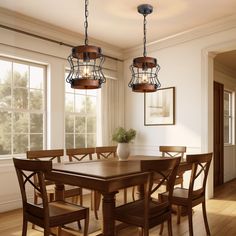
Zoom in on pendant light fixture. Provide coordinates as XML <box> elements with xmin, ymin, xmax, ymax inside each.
<box><xmin>66</xmin><ymin>0</ymin><xmax>106</xmax><ymax>89</ymax></box>
<box><xmin>129</xmin><ymin>4</ymin><xmax>161</xmax><ymax>92</ymax></box>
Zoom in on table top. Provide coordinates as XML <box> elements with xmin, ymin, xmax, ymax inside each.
<box><xmin>52</xmin><ymin>156</ymin><xmax>190</xmax><ymax>180</ymax></box>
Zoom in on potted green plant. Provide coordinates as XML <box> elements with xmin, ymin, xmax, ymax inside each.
<box><xmin>112</xmin><ymin>127</ymin><xmax>136</xmax><ymax>161</ymax></box>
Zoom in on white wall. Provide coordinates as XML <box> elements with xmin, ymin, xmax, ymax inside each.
<box><xmin>214</xmin><ymin>64</ymin><xmax>236</xmax><ymax>182</ymax></box>
<box><xmin>124</xmin><ymin>22</ymin><xmax>236</xmax><ymax>198</ymax></box>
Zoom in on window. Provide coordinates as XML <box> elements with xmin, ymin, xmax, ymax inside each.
<box><xmin>0</xmin><ymin>57</ymin><xmax>46</xmax><ymax>156</ymax></box>
<box><xmin>224</xmin><ymin>90</ymin><xmax>233</xmax><ymax>145</ymax></box>
<box><xmin>65</xmin><ymin>72</ymin><xmax>98</xmax><ymax>148</ymax></box>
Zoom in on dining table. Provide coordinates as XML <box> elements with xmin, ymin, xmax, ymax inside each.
<box><xmin>45</xmin><ymin>156</ymin><xmax>191</xmax><ymax>236</ymax></box>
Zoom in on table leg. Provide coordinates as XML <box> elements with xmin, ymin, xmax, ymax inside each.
<box><xmin>55</xmin><ymin>183</ymin><xmax>65</xmax><ymax>201</ymax></box>
<box><xmin>100</xmin><ymin>192</ymin><xmax>117</xmax><ymax>236</ymax></box>
<box><xmin>136</xmin><ymin>184</ymin><xmax>144</xmax><ymax>199</ymax></box>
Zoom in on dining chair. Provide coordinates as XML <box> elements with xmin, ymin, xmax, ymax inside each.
<box><xmin>66</xmin><ymin>147</ymin><xmax>95</xmax><ymax>162</ymax></box>
<box><xmin>26</xmin><ymin>149</ymin><xmax>83</xmax><ymax>228</ymax></box>
<box><xmin>96</xmin><ymin>146</ymin><xmax>117</xmax><ymax>159</ymax></box>
<box><xmin>160</xmin><ymin>153</ymin><xmax>213</xmax><ymax>236</ymax></box>
<box><xmin>114</xmin><ymin>157</ymin><xmax>180</xmax><ymax>236</ymax></box>
<box><xmin>132</xmin><ymin>146</ymin><xmax>187</xmax><ymax>201</ymax></box>
<box><xmin>160</xmin><ymin>146</ymin><xmax>187</xmax><ymax>187</ymax></box>
<box><xmin>94</xmin><ymin>146</ymin><xmax>128</xmax><ymax>219</ymax></box>
<box><xmin>13</xmin><ymin>158</ymin><xmax>89</xmax><ymax>236</ymax></box>
<box><xmin>160</xmin><ymin>146</ymin><xmax>186</xmax><ymax>161</ymax></box>
<box><xmin>66</xmin><ymin>147</ymin><xmax>98</xmax><ymax>218</ymax></box>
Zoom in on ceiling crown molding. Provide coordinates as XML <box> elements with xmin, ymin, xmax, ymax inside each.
<box><xmin>0</xmin><ymin>7</ymin><xmax>123</xmax><ymax>60</ymax></box>
<box><xmin>123</xmin><ymin>14</ymin><xmax>236</xmax><ymax>59</ymax></box>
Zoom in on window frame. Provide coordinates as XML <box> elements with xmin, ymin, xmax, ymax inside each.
<box><xmin>224</xmin><ymin>89</ymin><xmax>234</xmax><ymax>146</ymax></box>
<box><xmin>0</xmin><ymin>56</ymin><xmax>47</xmax><ymax>157</ymax></box>
<box><xmin>64</xmin><ymin>70</ymin><xmax>98</xmax><ymax>148</ymax></box>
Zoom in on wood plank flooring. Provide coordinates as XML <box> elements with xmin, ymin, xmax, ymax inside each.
<box><xmin>0</xmin><ymin>179</ymin><xmax>236</xmax><ymax>236</ymax></box>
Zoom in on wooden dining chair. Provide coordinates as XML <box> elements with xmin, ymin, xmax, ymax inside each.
<box><xmin>26</xmin><ymin>149</ymin><xmax>83</xmax><ymax>228</ymax></box>
<box><xmin>132</xmin><ymin>146</ymin><xmax>187</xmax><ymax>201</ymax></box>
<box><xmin>160</xmin><ymin>153</ymin><xmax>213</xmax><ymax>236</ymax></box>
<box><xmin>13</xmin><ymin>158</ymin><xmax>89</xmax><ymax>236</ymax></box>
<box><xmin>66</xmin><ymin>147</ymin><xmax>95</xmax><ymax>162</ymax></box>
<box><xmin>96</xmin><ymin>146</ymin><xmax>117</xmax><ymax>159</ymax></box>
<box><xmin>115</xmin><ymin>157</ymin><xmax>181</xmax><ymax>236</ymax></box>
<box><xmin>66</xmin><ymin>147</ymin><xmax>98</xmax><ymax>219</ymax></box>
<box><xmin>160</xmin><ymin>146</ymin><xmax>186</xmax><ymax>161</ymax></box>
<box><xmin>27</xmin><ymin>149</ymin><xmax>83</xmax><ymax>205</ymax></box>
<box><xmin>160</xmin><ymin>146</ymin><xmax>187</xmax><ymax>187</ymax></box>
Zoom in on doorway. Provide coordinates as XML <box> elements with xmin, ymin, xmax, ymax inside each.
<box><xmin>213</xmin><ymin>81</ymin><xmax>224</xmax><ymax>187</ymax></box>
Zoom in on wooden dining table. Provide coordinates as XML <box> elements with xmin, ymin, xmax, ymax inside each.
<box><xmin>45</xmin><ymin>156</ymin><xmax>191</xmax><ymax>236</ymax></box>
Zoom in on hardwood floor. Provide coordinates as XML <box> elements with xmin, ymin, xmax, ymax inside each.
<box><xmin>0</xmin><ymin>179</ymin><xmax>236</xmax><ymax>236</ymax></box>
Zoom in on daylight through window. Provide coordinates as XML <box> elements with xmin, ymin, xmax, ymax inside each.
<box><xmin>0</xmin><ymin>57</ymin><xmax>46</xmax><ymax>156</ymax></box>
<box><xmin>224</xmin><ymin>90</ymin><xmax>233</xmax><ymax>145</ymax></box>
<box><xmin>65</xmin><ymin>72</ymin><xmax>97</xmax><ymax>148</ymax></box>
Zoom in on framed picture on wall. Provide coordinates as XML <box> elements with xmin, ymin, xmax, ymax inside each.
<box><xmin>144</xmin><ymin>87</ymin><xmax>175</xmax><ymax>125</ymax></box>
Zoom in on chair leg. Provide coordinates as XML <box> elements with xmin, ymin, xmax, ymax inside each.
<box><xmin>202</xmin><ymin>201</ymin><xmax>211</xmax><ymax>235</ymax></box>
<box><xmin>132</xmin><ymin>186</ymin><xmax>136</xmax><ymax>201</ymax></box>
<box><xmin>159</xmin><ymin>223</ymin><xmax>164</xmax><ymax>235</ymax></box>
<box><xmin>143</xmin><ymin>227</ymin><xmax>149</xmax><ymax>236</ymax></box>
<box><xmin>49</xmin><ymin>192</ymin><xmax>54</xmax><ymax>202</ymax></box>
<box><xmin>22</xmin><ymin>216</ymin><xmax>27</xmax><ymax>236</ymax></box>
<box><xmin>32</xmin><ymin>194</ymin><xmax>38</xmax><ymax>229</ymax></box>
<box><xmin>187</xmin><ymin>207</ymin><xmax>194</xmax><ymax>236</ymax></box>
<box><xmin>77</xmin><ymin>220</ymin><xmax>82</xmax><ymax>230</ymax></box>
<box><xmin>167</xmin><ymin>218</ymin><xmax>173</xmax><ymax>236</ymax></box>
<box><xmin>57</xmin><ymin>226</ymin><xmax>62</xmax><ymax>236</ymax></box>
<box><xmin>138</xmin><ymin>227</ymin><xmax>144</xmax><ymax>236</ymax></box>
<box><xmin>94</xmin><ymin>191</ymin><xmax>101</xmax><ymax>220</ymax></box>
<box><xmin>80</xmin><ymin>188</ymin><xmax>83</xmax><ymax>205</ymax></box>
<box><xmin>123</xmin><ymin>188</ymin><xmax>127</xmax><ymax>204</ymax></box>
<box><xmin>177</xmin><ymin>205</ymin><xmax>182</xmax><ymax>224</ymax></box>
<box><xmin>84</xmin><ymin>208</ymin><xmax>89</xmax><ymax>236</ymax></box>
<box><xmin>43</xmin><ymin>229</ymin><xmax>50</xmax><ymax>236</ymax></box>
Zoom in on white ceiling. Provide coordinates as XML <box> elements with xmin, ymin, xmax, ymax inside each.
<box><xmin>1</xmin><ymin>0</ymin><xmax>236</xmax><ymax>49</ymax></box>
<box><xmin>215</xmin><ymin>50</ymin><xmax>236</xmax><ymax>72</ymax></box>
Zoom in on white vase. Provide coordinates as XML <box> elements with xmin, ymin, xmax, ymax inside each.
<box><xmin>117</xmin><ymin>143</ymin><xmax>130</xmax><ymax>161</ymax></box>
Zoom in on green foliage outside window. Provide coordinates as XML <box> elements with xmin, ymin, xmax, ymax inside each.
<box><xmin>0</xmin><ymin>58</ymin><xmax>45</xmax><ymax>155</ymax></box>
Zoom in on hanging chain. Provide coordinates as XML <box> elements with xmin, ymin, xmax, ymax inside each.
<box><xmin>143</xmin><ymin>14</ymin><xmax>147</xmax><ymax>57</ymax></box>
<box><xmin>84</xmin><ymin>0</ymin><xmax>89</xmax><ymax>45</ymax></box>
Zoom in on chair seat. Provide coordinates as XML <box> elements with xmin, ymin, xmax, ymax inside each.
<box><xmin>115</xmin><ymin>199</ymin><xmax>171</xmax><ymax>227</ymax></box>
<box><xmin>29</xmin><ymin>201</ymin><xmax>88</xmax><ymax>227</ymax></box>
<box><xmin>49</xmin><ymin>201</ymin><xmax>87</xmax><ymax>226</ymax></box>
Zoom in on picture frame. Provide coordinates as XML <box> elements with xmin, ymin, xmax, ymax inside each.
<box><xmin>144</xmin><ymin>87</ymin><xmax>175</xmax><ymax>125</ymax></box>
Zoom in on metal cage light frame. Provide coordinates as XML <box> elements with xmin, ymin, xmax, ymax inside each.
<box><xmin>129</xmin><ymin>4</ymin><xmax>161</xmax><ymax>93</ymax></box>
<box><xmin>66</xmin><ymin>0</ymin><xmax>106</xmax><ymax>89</ymax></box>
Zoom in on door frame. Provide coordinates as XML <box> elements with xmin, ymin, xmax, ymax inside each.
<box><xmin>201</xmin><ymin>40</ymin><xmax>236</xmax><ymax>198</ymax></box>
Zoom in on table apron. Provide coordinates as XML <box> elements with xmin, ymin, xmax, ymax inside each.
<box><xmin>46</xmin><ymin>171</ymin><xmax>149</xmax><ymax>193</ymax></box>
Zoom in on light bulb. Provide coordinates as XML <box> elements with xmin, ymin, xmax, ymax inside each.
<box><xmin>141</xmin><ymin>73</ymin><xmax>148</xmax><ymax>83</ymax></box>
<box><xmin>82</xmin><ymin>64</ymin><xmax>91</xmax><ymax>79</ymax></box>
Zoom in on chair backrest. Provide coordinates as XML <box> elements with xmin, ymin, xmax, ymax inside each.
<box><xmin>26</xmin><ymin>149</ymin><xmax>63</xmax><ymax>187</ymax></box>
<box><xmin>186</xmin><ymin>153</ymin><xmax>212</xmax><ymax>198</ymax></box>
<box><xmin>140</xmin><ymin>157</ymin><xmax>181</xmax><ymax>226</ymax></box>
<box><xmin>95</xmin><ymin>146</ymin><xmax>117</xmax><ymax>159</ymax></box>
<box><xmin>66</xmin><ymin>147</ymin><xmax>96</xmax><ymax>162</ymax></box>
<box><xmin>26</xmin><ymin>149</ymin><xmax>64</xmax><ymax>163</ymax></box>
<box><xmin>141</xmin><ymin>157</ymin><xmax>181</xmax><ymax>201</ymax></box>
<box><xmin>159</xmin><ymin>146</ymin><xmax>186</xmax><ymax>161</ymax></box>
<box><xmin>13</xmin><ymin>158</ymin><xmax>51</xmax><ymax>220</ymax></box>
